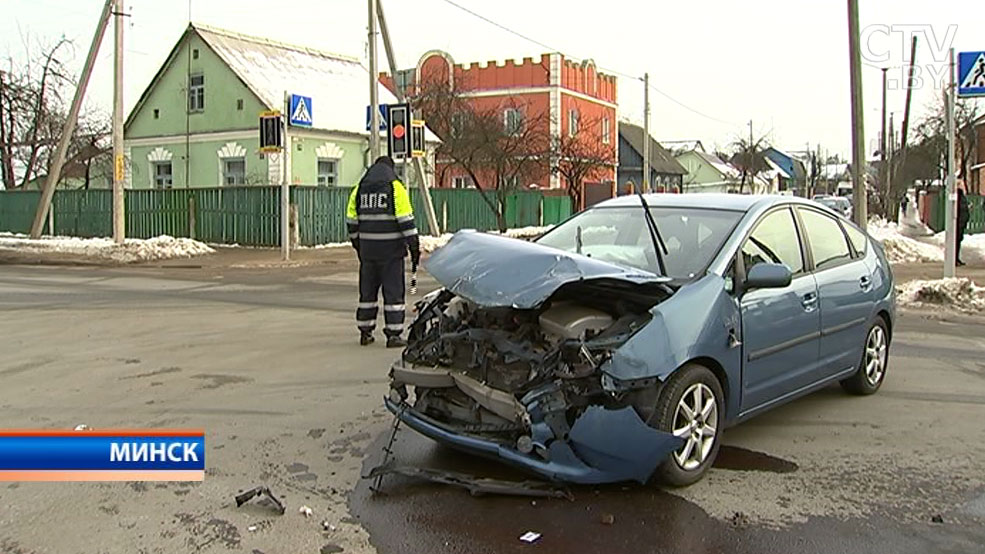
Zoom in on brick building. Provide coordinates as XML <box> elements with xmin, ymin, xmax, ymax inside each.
<box><xmin>381</xmin><ymin>50</ymin><xmax>617</xmax><ymax>199</ymax></box>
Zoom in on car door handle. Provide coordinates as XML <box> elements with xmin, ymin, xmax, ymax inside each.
<box><xmin>859</xmin><ymin>276</ymin><xmax>872</xmax><ymax>290</ymax></box>
<box><xmin>801</xmin><ymin>292</ymin><xmax>818</xmax><ymax>311</ymax></box>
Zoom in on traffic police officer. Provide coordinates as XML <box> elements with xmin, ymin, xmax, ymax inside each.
<box><xmin>346</xmin><ymin>156</ymin><xmax>420</xmax><ymax>347</ymax></box>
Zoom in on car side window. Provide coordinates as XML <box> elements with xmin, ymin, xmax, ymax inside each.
<box><xmin>741</xmin><ymin>208</ymin><xmax>805</xmax><ymax>274</ymax></box>
<box><xmin>799</xmin><ymin>208</ymin><xmax>852</xmax><ymax>270</ymax></box>
<box><xmin>844</xmin><ymin>223</ymin><xmax>868</xmax><ymax>256</ymax></box>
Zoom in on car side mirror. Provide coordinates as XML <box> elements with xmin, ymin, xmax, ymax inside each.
<box><xmin>745</xmin><ymin>263</ymin><xmax>792</xmax><ymax>289</ymax></box>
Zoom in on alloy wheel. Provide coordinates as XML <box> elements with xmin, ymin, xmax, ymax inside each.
<box><xmin>671</xmin><ymin>383</ymin><xmax>718</xmax><ymax>471</ymax></box>
<box><xmin>865</xmin><ymin>325</ymin><xmax>888</xmax><ymax>386</ymax></box>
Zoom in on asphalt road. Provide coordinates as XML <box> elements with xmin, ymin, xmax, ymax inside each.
<box><xmin>1</xmin><ymin>263</ymin><xmax>984</xmax><ymax>554</ymax></box>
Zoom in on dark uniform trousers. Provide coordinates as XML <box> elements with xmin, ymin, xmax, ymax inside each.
<box><xmin>356</xmin><ymin>257</ymin><xmax>406</xmax><ymax>337</ymax></box>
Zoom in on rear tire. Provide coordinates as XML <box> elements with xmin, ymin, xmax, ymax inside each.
<box><xmin>840</xmin><ymin>319</ymin><xmax>889</xmax><ymax>395</ymax></box>
<box><xmin>650</xmin><ymin>364</ymin><xmax>724</xmax><ymax>487</ymax></box>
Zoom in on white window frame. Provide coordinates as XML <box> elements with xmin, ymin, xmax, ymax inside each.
<box><xmin>317</xmin><ymin>158</ymin><xmax>340</xmax><ymax>186</ymax></box>
<box><xmin>602</xmin><ymin>117</ymin><xmax>611</xmax><ymax>144</ymax></box>
<box><xmin>504</xmin><ymin>108</ymin><xmax>524</xmax><ymax>136</ymax></box>
<box><xmin>222</xmin><ymin>157</ymin><xmax>246</xmax><ymax>186</ymax></box>
<box><xmin>452</xmin><ymin>175</ymin><xmax>474</xmax><ymax>189</ymax></box>
<box><xmin>188</xmin><ymin>73</ymin><xmax>205</xmax><ymax>113</ymax></box>
<box><xmin>153</xmin><ymin>161</ymin><xmax>173</xmax><ymax>189</ymax></box>
<box><xmin>569</xmin><ymin>108</ymin><xmax>579</xmax><ymax>137</ymax></box>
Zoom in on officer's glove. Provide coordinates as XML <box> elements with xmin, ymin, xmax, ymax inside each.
<box><xmin>410</xmin><ymin>247</ymin><xmax>421</xmax><ymax>267</ymax></box>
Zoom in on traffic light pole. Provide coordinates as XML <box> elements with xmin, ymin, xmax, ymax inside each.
<box><xmin>376</xmin><ymin>0</ymin><xmax>440</xmax><ymax>236</ymax></box>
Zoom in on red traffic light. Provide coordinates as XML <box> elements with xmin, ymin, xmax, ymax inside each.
<box><xmin>393</xmin><ymin>124</ymin><xmax>406</xmax><ymax>139</ymax></box>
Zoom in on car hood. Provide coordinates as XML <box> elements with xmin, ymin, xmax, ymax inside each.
<box><xmin>424</xmin><ymin>230</ymin><xmax>671</xmax><ymax>309</ymax></box>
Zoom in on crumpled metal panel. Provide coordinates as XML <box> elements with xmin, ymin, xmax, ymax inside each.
<box><xmin>567</xmin><ymin>406</ymin><xmax>683</xmax><ymax>483</ymax></box>
<box><xmin>424</xmin><ymin>231</ymin><xmax>669</xmax><ymax>309</ymax></box>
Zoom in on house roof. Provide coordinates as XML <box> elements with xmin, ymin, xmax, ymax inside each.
<box><xmin>127</xmin><ymin>23</ymin><xmax>426</xmax><ymax>138</ymax></box>
<box><xmin>690</xmin><ymin>150</ymin><xmax>740</xmax><ymax>180</ymax></box>
<box><xmin>618</xmin><ymin>123</ymin><xmax>687</xmax><ymax>175</ymax></box>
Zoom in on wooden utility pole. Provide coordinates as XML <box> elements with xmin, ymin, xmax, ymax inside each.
<box><xmin>31</xmin><ymin>0</ymin><xmax>114</xmax><ymax>238</ymax></box>
<box><xmin>376</xmin><ymin>0</ymin><xmax>440</xmax><ymax>236</ymax></box>
<box><xmin>895</xmin><ymin>36</ymin><xmax>918</xmax><ymax>211</ymax></box>
<box><xmin>847</xmin><ymin>0</ymin><xmax>867</xmax><ymax>226</ymax></box>
<box><xmin>881</xmin><ymin>67</ymin><xmax>889</xmax><ymax>210</ymax></box>
<box><xmin>367</xmin><ymin>0</ymin><xmax>381</xmax><ymax>160</ymax></box>
<box><xmin>112</xmin><ymin>0</ymin><xmax>125</xmax><ymax>244</ymax></box>
<box><xmin>642</xmin><ymin>73</ymin><xmax>650</xmax><ymax>192</ymax></box>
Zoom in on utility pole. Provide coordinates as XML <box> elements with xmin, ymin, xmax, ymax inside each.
<box><xmin>880</xmin><ymin>67</ymin><xmax>889</xmax><ymax>212</ymax></box>
<box><xmin>376</xmin><ymin>0</ymin><xmax>440</xmax><ymax>235</ymax></box>
<box><xmin>112</xmin><ymin>0</ymin><xmax>125</xmax><ymax>244</ymax></box>
<box><xmin>748</xmin><ymin>120</ymin><xmax>754</xmax><ymax>193</ymax></box>
<box><xmin>896</xmin><ymin>36</ymin><xmax>918</xmax><ymax>219</ymax></box>
<box><xmin>31</xmin><ymin>0</ymin><xmax>114</xmax><ymax>238</ymax></box>
<box><xmin>367</xmin><ymin>0</ymin><xmax>381</xmax><ymax>160</ymax></box>
<box><xmin>281</xmin><ymin>92</ymin><xmax>290</xmax><ymax>261</ymax></box>
<box><xmin>642</xmin><ymin>73</ymin><xmax>650</xmax><ymax>193</ymax></box>
<box><xmin>944</xmin><ymin>48</ymin><xmax>957</xmax><ymax>278</ymax></box>
<box><xmin>847</xmin><ymin>0</ymin><xmax>867</xmax><ymax>226</ymax></box>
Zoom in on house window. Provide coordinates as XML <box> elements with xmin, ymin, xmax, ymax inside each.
<box><xmin>236</xmin><ymin>99</ymin><xmax>244</xmax><ymax>110</ymax></box>
<box><xmin>188</xmin><ymin>74</ymin><xmax>205</xmax><ymax>112</ymax></box>
<box><xmin>153</xmin><ymin>162</ymin><xmax>173</xmax><ymax>189</ymax></box>
<box><xmin>222</xmin><ymin>158</ymin><xmax>245</xmax><ymax>185</ymax></box>
<box><xmin>568</xmin><ymin>109</ymin><xmax>579</xmax><ymax>137</ymax></box>
<box><xmin>192</xmin><ymin>48</ymin><xmax>199</xmax><ymax>60</ymax></box>
<box><xmin>601</xmin><ymin>117</ymin><xmax>611</xmax><ymax>144</ymax></box>
<box><xmin>504</xmin><ymin>108</ymin><xmax>524</xmax><ymax>136</ymax></box>
<box><xmin>452</xmin><ymin>175</ymin><xmax>474</xmax><ymax>189</ymax></box>
<box><xmin>317</xmin><ymin>159</ymin><xmax>339</xmax><ymax>186</ymax></box>
<box><xmin>153</xmin><ymin>109</ymin><xmax>160</xmax><ymax>120</ymax></box>
<box><xmin>450</xmin><ymin>112</ymin><xmax>465</xmax><ymax>139</ymax></box>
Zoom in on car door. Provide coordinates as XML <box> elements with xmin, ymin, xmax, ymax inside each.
<box><xmin>739</xmin><ymin>207</ymin><xmax>822</xmax><ymax>413</ymax></box>
<box><xmin>796</xmin><ymin>207</ymin><xmax>873</xmax><ymax>377</ymax></box>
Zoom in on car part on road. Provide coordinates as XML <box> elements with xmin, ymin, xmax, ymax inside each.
<box><xmin>364</xmin><ymin>461</ymin><xmax>573</xmax><ymax>500</ymax></box>
<box><xmin>234</xmin><ymin>486</ymin><xmax>286</xmax><ymax>515</ymax></box>
<box><xmin>519</xmin><ymin>531</ymin><xmax>542</xmax><ymax>543</ymax></box>
<box><xmin>841</xmin><ymin>319</ymin><xmax>890</xmax><ymax>395</ymax></box>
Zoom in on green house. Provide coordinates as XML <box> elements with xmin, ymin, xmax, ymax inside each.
<box><xmin>125</xmin><ymin>23</ymin><xmax>402</xmax><ymax>190</ymax></box>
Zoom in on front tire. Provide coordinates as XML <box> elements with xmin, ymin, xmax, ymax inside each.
<box><xmin>840</xmin><ymin>319</ymin><xmax>889</xmax><ymax>395</ymax></box>
<box><xmin>650</xmin><ymin>364</ymin><xmax>724</xmax><ymax>487</ymax></box>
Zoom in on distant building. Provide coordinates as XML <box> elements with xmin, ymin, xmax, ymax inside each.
<box><xmin>124</xmin><ymin>23</ymin><xmax>408</xmax><ymax>189</ymax></box>
<box><xmin>763</xmin><ymin>148</ymin><xmax>807</xmax><ymax>195</ymax></box>
<box><xmin>616</xmin><ymin>123</ymin><xmax>686</xmax><ymax>194</ymax></box>
<box><xmin>381</xmin><ymin>50</ymin><xmax>617</xmax><ymax>193</ymax></box>
<box><xmin>675</xmin><ymin>149</ymin><xmax>740</xmax><ymax>193</ymax></box>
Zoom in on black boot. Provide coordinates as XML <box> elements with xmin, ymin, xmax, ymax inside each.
<box><xmin>360</xmin><ymin>330</ymin><xmax>375</xmax><ymax>346</ymax></box>
<box><xmin>386</xmin><ymin>335</ymin><xmax>407</xmax><ymax>349</ymax></box>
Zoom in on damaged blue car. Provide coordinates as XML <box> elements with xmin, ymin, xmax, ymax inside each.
<box><xmin>386</xmin><ymin>194</ymin><xmax>895</xmax><ymax>486</ymax></box>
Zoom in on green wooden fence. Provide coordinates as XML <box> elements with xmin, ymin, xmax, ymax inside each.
<box><xmin>928</xmin><ymin>192</ymin><xmax>984</xmax><ymax>234</ymax></box>
<box><xmin>0</xmin><ymin>186</ymin><xmax>573</xmax><ymax>246</ymax></box>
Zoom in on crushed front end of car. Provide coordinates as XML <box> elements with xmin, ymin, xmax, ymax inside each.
<box><xmin>385</xmin><ymin>231</ymin><xmax>686</xmax><ymax>484</ymax></box>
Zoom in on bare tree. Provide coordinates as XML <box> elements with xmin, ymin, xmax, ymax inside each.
<box><xmin>411</xmin><ymin>76</ymin><xmax>549</xmax><ymax>231</ymax></box>
<box><xmin>0</xmin><ymin>37</ymin><xmax>111</xmax><ymax>190</ymax></box>
<box><xmin>550</xmin><ymin>114</ymin><xmax>616</xmax><ymax>211</ymax></box>
<box><xmin>727</xmin><ymin>132</ymin><xmax>771</xmax><ymax>194</ymax></box>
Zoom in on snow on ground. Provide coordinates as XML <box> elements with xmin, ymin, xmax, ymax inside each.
<box><xmin>0</xmin><ymin>233</ymin><xmax>215</xmax><ymax>263</ymax></box>
<box><xmin>896</xmin><ymin>278</ymin><xmax>985</xmax><ymax>313</ymax></box>
<box><xmin>308</xmin><ymin>226</ymin><xmax>556</xmax><ymax>253</ymax></box>
<box><xmin>923</xmin><ymin>231</ymin><xmax>985</xmax><ymax>265</ymax></box>
<box><xmin>867</xmin><ymin>219</ymin><xmax>945</xmax><ymax>264</ymax></box>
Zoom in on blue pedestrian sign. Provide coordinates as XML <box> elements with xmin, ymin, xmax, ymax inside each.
<box><xmin>958</xmin><ymin>52</ymin><xmax>985</xmax><ymax>98</ymax></box>
<box><xmin>289</xmin><ymin>94</ymin><xmax>313</xmax><ymax>127</ymax></box>
<box><xmin>366</xmin><ymin>104</ymin><xmax>389</xmax><ymax>131</ymax></box>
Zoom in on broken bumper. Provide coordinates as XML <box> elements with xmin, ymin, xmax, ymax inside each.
<box><xmin>384</xmin><ymin>396</ymin><xmax>683</xmax><ymax>485</ymax></box>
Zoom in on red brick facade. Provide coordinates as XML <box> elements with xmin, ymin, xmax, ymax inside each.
<box><xmin>382</xmin><ymin>50</ymin><xmax>617</xmax><ymax>193</ymax></box>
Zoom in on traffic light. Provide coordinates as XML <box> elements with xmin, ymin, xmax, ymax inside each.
<box><xmin>411</xmin><ymin>120</ymin><xmax>426</xmax><ymax>158</ymax></box>
<box><xmin>387</xmin><ymin>103</ymin><xmax>411</xmax><ymax>160</ymax></box>
<box><xmin>259</xmin><ymin>111</ymin><xmax>283</xmax><ymax>152</ymax></box>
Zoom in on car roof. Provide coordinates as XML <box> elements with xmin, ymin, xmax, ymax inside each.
<box><xmin>595</xmin><ymin>193</ymin><xmax>815</xmax><ymax>213</ymax></box>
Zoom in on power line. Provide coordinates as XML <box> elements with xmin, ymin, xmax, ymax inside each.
<box><xmin>435</xmin><ymin>0</ymin><xmax>740</xmax><ymax>128</ymax></box>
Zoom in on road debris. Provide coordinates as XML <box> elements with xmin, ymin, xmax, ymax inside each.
<box><xmin>365</xmin><ymin>462</ymin><xmax>573</xmax><ymax>500</ymax></box>
<box><xmin>74</xmin><ymin>424</ymin><xmax>89</xmax><ymax>431</ymax></box>
<box><xmin>234</xmin><ymin>486</ymin><xmax>286</xmax><ymax>515</ymax></box>
<box><xmin>247</xmin><ymin>525</ymin><xmax>258</xmax><ymax>532</ymax></box>
<box><xmin>600</xmin><ymin>513</ymin><xmax>615</xmax><ymax>525</ymax></box>
<box><xmin>299</xmin><ymin>505</ymin><xmax>313</xmax><ymax>517</ymax></box>
<box><xmin>931</xmin><ymin>514</ymin><xmax>944</xmax><ymax>524</ymax></box>
<box><xmin>321</xmin><ymin>520</ymin><xmax>337</xmax><ymax>532</ymax></box>
<box><xmin>519</xmin><ymin>531</ymin><xmax>542</xmax><ymax>543</ymax></box>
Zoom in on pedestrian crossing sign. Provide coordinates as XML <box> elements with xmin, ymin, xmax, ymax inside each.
<box><xmin>958</xmin><ymin>52</ymin><xmax>985</xmax><ymax>98</ymax></box>
<box><xmin>289</xmin><ymin>94</ymin><xmax>313</xmax><ymax>127</ymax></box>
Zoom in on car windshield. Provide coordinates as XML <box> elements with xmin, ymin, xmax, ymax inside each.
<box><xmin>536</xmin><ymin>206</ymin><xmax>743</xmax><ymax>281</ymax></box>
<box><xmin>819</xmin><ymin>198</ymin><xmax>848</xmax><ymax>210</ymax></box>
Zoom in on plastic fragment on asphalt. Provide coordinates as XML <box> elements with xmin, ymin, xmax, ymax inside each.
<box><xmin>74</xmin><ymin>424</ymin><xmax>89</xmax><ymax>431</ymax></box>
<box><xmin>600</xmin><ymin>513</ymin><xmax>614</xmax><ymax>525</ymax></box>
<box><xmin>322</xmin><ymin>520</ymin><xmax>337</xmax><ymax>532</ymax></box>
<box><xmin>519</xmin><ymin>531</ymin><xmax>541</xmax><ymax>543</ymax></box>
<box><xmin>299</xmin><ymin>505</ymin><xmax>313</xmax><ymax>517</ymax></box>
<box><xmin>247</xmin><ymin>525</ymin><xmax>257</xmax><ymax>532</ymax></box>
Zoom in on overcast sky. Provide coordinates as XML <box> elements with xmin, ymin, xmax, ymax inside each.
<box><xmin>3</xmin><ymin>0</ymin><xmax>982</xmax><ymax>158</ymax></box>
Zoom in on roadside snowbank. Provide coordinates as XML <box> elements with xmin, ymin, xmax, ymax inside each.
<box><xmin>310</xmin><ymin>226</ymin><xmax>556</xmax><ymax>253</ymax></box>
<box><xmin>896</xmin><ymin>278</ymin><xmax>985</xmax><ymax>312</ymax></box>
<box><xmin>0</xmin><ymin>233</ymin><xmax>215</xmax><ymax>263</ymax></box>
<box><xmin>867</xmin><ymin>219</ymin><xmax>944</xmax><ymax>264</ymax></box>
<box><xmin>924</xmin><ymin>231</ymin><xmax>985</xmax><ymax>265</ymax></box>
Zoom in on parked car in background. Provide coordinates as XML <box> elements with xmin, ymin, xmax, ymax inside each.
<box><xmin>388</xmin><ymin>194</ymin><xmax>895</xmax><ymax>487</ymax></box>
<box><xmin>816</xmin><ymin>196</ymin><xmax>853</xmax><ymax>219</ymax></box>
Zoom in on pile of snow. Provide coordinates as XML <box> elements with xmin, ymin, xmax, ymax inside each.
<box><xmin>867</xmin><ymin>219</ymin><xmax>944</xmax><ymax>264</ymax></box>
<box><xmin>420</xmin><ymin>234</ymin><xmax>454</xmax><ymax>253</ymax></box>
<box><xmin>924</xmin><ymin>231</ymin><xmax>985</xmax><ymax>265</ymax></box>
<box><xmin>310</xmin><ymin>226</ymin><xmax>556</xmax><ymax>253</ymax></box>
<box><xmin>0</xmin><ymin>233</ymin><xmax>214</xmax><ymax>263</ymax></box>
<box><xmin>502</xmin><ymin>226</ymin><xmax>553</xmax><ymax>239</ymax></box>
<box><xmin>897</xmin><ymin>278</ymin><xmax>985</xmax><ymax>313</ymax></box>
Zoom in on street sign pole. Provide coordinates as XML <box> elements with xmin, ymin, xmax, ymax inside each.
<box><xmin>282</xmin><ymin>92</ymin><xmax>290</xmax><ymax>262</ymax></box>
<box><xmin>368</xmin><ymin>0</ymin><xmax>381</xmax><ymax>160</ymax></box>
<box><xmin>944</xmin><ymin>49</ymin><xmax>957</xmax><ymax>278</ymax></box>
<box><xmin>112</xmin><ymin>0</ymin><xmax>125</xmax><ymax>244</ymax></box>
